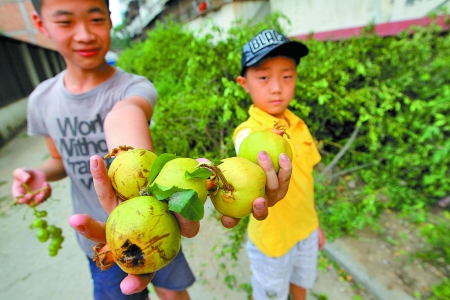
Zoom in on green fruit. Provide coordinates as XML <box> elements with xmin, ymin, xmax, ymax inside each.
<box><xmin>238</xmin><ymin>130</ymin><xmax>293</xmax><ymax>173</ymax></box>
<box><xmin>31</xmin><ymin>218</ymin><xmax>47</xmax><ymax>229</ymax></box>
<box><xmin>210</xmin><ymin>157</ymin><xmax>266</xmax><ymax>219</ymax></box>
<box><xmin>51</xmin><ymin>236</ymin><xmax>64</xmax><ymax>245</ymax></box>
<box><xmin>107</xmin><ymin>147</ymin><xmax>158</xmax><ymax>200</ymax></box>
<box><xmin>152</xmin><ymin>158</ymin><xmax>207</xmax><ymax>204</ymax></box>
<box><xmin>36</xmin><ymin>228</ymin><xmax>49</xmax><ymax>243</ymax></box>
<box><xmin>36</xmin><ymin>210</ymin><xmax>47</xmax><ymax>218</ymax></box>
<box><xmin>105</xmin><ymin>196</ymin><xmax>181</xmax><ymax>275</ymax></box>
<box><xmin>50</xmin><ymin>227</ymin><xmax>63</xmax><ymax>238</ymax></box>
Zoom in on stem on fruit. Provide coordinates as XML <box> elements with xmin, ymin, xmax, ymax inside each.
<box><xmin>93</xmin><ymin>243</ymin><xmax>115</xmax><ymax>271</ymax></box>
<box><xmin>273</xmin><ymin>121</ymin><xmax>291</xmax><ymax>139</ymax></box>
<box><xmin>198</xmin><ymin>163</ymin><xmax>235</xmax><ymax>199</ymax></box>
<box><xmin>104</xmin><ymin>145</ymin><xmax>134</xmax><ymax>159</ymax></box>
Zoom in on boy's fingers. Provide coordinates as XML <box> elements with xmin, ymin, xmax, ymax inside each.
<box><xmin>12</xmin><ymin>168</ymin><xmax>31</xmax><ymax>182</ymax></box>
<box><xmin>276</xmin><ymin>153</ymin><xmax>292</xmax><ymax>200</ymax></box>
<box><xmin>221</xmin><ymin>216</ymin><xmax>240</xmax><ymax>228</ymax></box>
<box><xmin>173</xmin><ymin>212</ymin><xmax>200</xmax><ymax>238</ymax></box>
<box><xmin>120</xmin><ymin>273</ymin><xmax>155</xmax><ymax>295</ymax></box>
<box><xmin>257</xmin><ymin>151</ymin><xmax>278</xmax><ymax>205</ymax></box>
<box><xmin>68</xmin><ymin>214</ymin><xmax>107</xmax><ymax>244</ymax></box>
<box><xmin>252</xmin><ymin>197</ymin><xmax>268</xmax><ymax>220</ymax></box>
<box><xmin>90</xmin><ymin>155</ymin><xmax>118</xmax><ymax>214</ymax></box>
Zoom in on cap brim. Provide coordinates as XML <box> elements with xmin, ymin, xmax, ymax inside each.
<box><xmin>241</xmin><ymin>41</ymin><xmax>308</xmax><ymax>76</ymax></box>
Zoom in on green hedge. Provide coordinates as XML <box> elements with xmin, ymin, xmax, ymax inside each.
<box><xmin>117</xmin><ymin>13</ymin><xmax>449</xmax><ymax>210</ymax></box>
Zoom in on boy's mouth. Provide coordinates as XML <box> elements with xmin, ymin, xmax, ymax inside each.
<box><xmin>76</xmin><ymin>48</ymin><xmax>100</xmax><ymax>57</ymax></box>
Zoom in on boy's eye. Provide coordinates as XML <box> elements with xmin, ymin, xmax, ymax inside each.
<box><xmin>56</xmin><ymin>20</ymin><xmax>72</xmax><ymax>26</ymax></box>
<box><xmin>92</xmin><ymin>18</ymin><xmax>106</xmax><ymax>23</ymax></box>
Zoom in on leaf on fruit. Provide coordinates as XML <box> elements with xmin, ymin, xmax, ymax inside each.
<box><xmin>185</xmin><ymin>168</ymin><xmax>212</xmax><ymax>180</ymax></box>
<box><xmin>210</xmin><ymin>159</ymin><xmax>223</xmax><ymax>166</ymax></box>
<box><xmin>147</xmin><ymin>183</ymin><xmax>180</xmax><ymax>200</ymax></box>
<box><xmin>147</xmin><ymin>183</ymin><xmax>204</xmax><ymax>221</ymax></box>
<box><xmin>167</xmin><ymin>189</ymin><xmax>204</xmax><ymax>221</ymax></box>
<box><xmin>148</xmin><ymin>153</ymin><xmax>179</xmax><ymax>185</ymax></box>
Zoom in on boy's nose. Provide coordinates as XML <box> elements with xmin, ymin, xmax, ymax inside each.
<box><xmin>270</xmin><ymin>78</ymin><xmax>282</xmax><ymax>94</ymax></box>
<box><xmin>74</xmin><ymin>23</ymin><xmax>95</xmax><ymax>42</ymax></box>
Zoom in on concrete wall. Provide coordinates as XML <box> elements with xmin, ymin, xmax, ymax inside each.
<box><xmin>0</xmin><ymin>98</ymin><xmax>28</xmax><ymax>147</ymax></box>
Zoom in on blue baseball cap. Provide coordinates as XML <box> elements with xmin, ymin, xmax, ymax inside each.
<box><xmin>240</xmin><ymin>29</ymin><xmax>309</xmax><ymax>76</ymax></box>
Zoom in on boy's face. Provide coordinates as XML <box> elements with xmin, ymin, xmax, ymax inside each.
<box><xmin>32</xmin><ymin>0</ymin><xmax>112</xmax><ymax>71</ymax></box>
<box><xmin>237</xmin><ymin>56</ymin><xmax>297</xmax><ymax>119</ymax></box>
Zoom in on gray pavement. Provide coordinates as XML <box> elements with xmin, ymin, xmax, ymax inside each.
<box><xmin>0</xmin><ymin>129</ymin><xmax>377</xmax><ymax>300</ymax></box>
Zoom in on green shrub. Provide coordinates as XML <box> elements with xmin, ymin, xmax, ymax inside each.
<box><xmin>117</xmin><ymin>13</ymin><xmax>449</xmax><ymax>238</ymax></box>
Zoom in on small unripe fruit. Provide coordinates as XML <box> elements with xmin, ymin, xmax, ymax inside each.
<box><xmin>238</xmin><ymin>130</ymin><xmax>293</xmax><ymax>173</ymax></box>
<box><xmin>107</xmin><ymin>146</ymin><xmax>158</xmax><ymax>200</ymax></box>
<box><xmin>105</xmin><ymin>196</ymin><xmax>181</xmax><ymax>275</ymax></box>
<box><xmin>210</xmin><ymin>157</ymin><xmax>266</xmax><ymax>219</ymax></box>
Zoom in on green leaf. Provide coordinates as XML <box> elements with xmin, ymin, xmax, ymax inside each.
<box><xmin>210</xmin><ymin>159</ymin><xmax>223</xmax><ymax>166</ymax></box>
<box><xmin>148</xmin><ymin>153</ymin><xmax>179</xmax><ymax>185</ymax></box>
<box><xmin>147</xmin><ymin>183</ymin><xmax>179</xmax><ymax>200</ymax></box>
<box><xmin>147</xmin><ymin>183</ymin><xmax>204</xmax><ymax>221</ymax></box>
<box><xmin>185</xmin><ymin>168</ymin><xmax>212</xmax><ymax>180</ymax></box>
<box><xmin>167</xmin><ymin>189</ymin><xmax>204</xmax><ymax>221</ymax></box>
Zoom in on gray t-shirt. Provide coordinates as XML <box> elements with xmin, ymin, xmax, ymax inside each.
<box><xmin>27</xmin><ymin>68</ymin><xmax>157</xmax><ymax>257</ymax></box>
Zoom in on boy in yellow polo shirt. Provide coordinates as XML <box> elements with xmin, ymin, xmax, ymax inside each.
<box><xmin>233</xmin><ymin>29</ymin><xmax>326</xmax><ymax>300</ymax></box>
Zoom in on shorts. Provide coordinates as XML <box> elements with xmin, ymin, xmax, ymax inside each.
<box><xmin>88</xmin><ymin>247</ymin><xmax>195</xmax><ymax>300</ymax></box>
<box><xmin>246</xmin><ymin>229</ymin><xmax>319</xmax><ymax>300</ymax></box>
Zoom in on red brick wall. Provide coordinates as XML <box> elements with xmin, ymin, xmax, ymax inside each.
<box><xmin>0</xmin><ymin>0</ymin><xmax>55</xmax><ymax>50</ymax></box>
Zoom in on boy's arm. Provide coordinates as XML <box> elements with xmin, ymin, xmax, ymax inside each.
<box><xmin>40</xmin><ymin>136</ymin><xmax>67</xmax><ymax>181</ymax></box>
<box><xmin>104</xmin><ymin>95</ymin><xmax>154</xmax><ymax>151</ymax></box>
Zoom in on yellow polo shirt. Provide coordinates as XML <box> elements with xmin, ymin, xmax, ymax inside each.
<box><xmin>233</xmin><ymin>105</ymin><xmax>321</xmax><ymax>257</ymax></box>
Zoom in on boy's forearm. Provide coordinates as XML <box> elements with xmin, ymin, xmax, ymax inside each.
<box><xmin>37</xmin><ymin>157</ymin><xmax>67</xmax><ymax>181</ymax></box>
<box><xmin>104</xmin><ymin>100</ymin><xmax>154</xmax><ymax>151</ymax></box>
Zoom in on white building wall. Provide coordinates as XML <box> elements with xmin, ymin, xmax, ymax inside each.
<box><xmin>187</xmin><ymin>1</ymin><xmax>270</xmax><ymax>33</ymax></box>
<box><xmin>270</xmin><ymin>0</ymin><xmax>450</xmax><ymax>37</ymax></box>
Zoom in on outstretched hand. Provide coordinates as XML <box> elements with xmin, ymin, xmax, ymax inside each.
<box><xmin>68</xmin><ymin>156</ymin><xmax>161</xmax><ymax>294</ymax></box>
<box><xmin>218</xmin><ymin>151</ymin><xmax>292</xmax><ymax>228</ymax></box>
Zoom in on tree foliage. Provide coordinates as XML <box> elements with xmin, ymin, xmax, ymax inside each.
<box><xmin>118</xmin><ymin>14</ymin><xmax>449</xmax><ymax>210</ymax></box>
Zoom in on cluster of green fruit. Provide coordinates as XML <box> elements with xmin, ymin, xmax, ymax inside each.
<box><xmin>93</xmin><ymin>128</ymin><xmax>292</xmax><ymax>275</ymax></box>
<box><xmin>30</xmin><ymin>207</ymin><xmax>64</xmax><ymax>257</ymax></box>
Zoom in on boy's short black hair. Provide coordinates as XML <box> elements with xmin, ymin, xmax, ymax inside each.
<box><xmin>240</xmin><ymin>29</ymin><xmax>308</xmax><ymax>76</ymax></box>
<box><xmin>31</xmin><ymin>0</ymin><xmax>110</xmax><ymax>14</ymax></box>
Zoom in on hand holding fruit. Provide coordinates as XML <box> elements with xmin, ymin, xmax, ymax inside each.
<box><xmin>69</xmin><ymin>155</ymin><xmax>162</xmax><ymax>295</ymax></box>
<box><xmin>12</xmin><ymin>168</ymin><xmax>51</xmax><ymax>205</ymax></box>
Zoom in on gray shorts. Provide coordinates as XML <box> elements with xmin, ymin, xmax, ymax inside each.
<box><xmin>246</xmin><ymin>229</ymin><xmax>318</xmax><ymax>300</ymax></box>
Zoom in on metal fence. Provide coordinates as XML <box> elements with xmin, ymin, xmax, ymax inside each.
<box><xmin>0</xmin><ymin>35</ymin><xmax>65</xmax><ymax>109</ymax></box>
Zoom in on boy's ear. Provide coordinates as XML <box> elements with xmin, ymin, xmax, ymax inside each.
<box><xmin>32</xmin><ymin>12</ymin><xmax>50</xmax><ymax>37</ymax></box>
<box><xmin>108</xmin><ymin>11</ymin><xmax>113</xmax><ymax>30</ymax></box>
<box><xmin>236</xmin><ymin>76</ymin><xmax>249</xmax><ymax>92</ymax></box>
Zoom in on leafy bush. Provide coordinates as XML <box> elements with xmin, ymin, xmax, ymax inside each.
<box><xmin>117</xmin><ymin>13</ymin><xmax>449</xmax><ymax>248</ymax></box>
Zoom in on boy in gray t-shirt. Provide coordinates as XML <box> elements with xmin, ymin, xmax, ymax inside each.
<box><xmin>11</xmin><ymin>0</ymin><xmax>198</xmax><ymax>299</ymax></box>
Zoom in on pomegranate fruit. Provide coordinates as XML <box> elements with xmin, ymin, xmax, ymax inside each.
<box><xmin>208</xmin><ymin>157</ymin><xmax>266</xmax><ymax>218</ymax></box>
<box><xmin>102</xmin><ymin>195</ymin><xmax>181</xmax><ymax>275</ymax></box>
<box><xmin>106</xmin><ymin>146</ymin><xmax>158</xmax><ymax>200</ymax></box>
